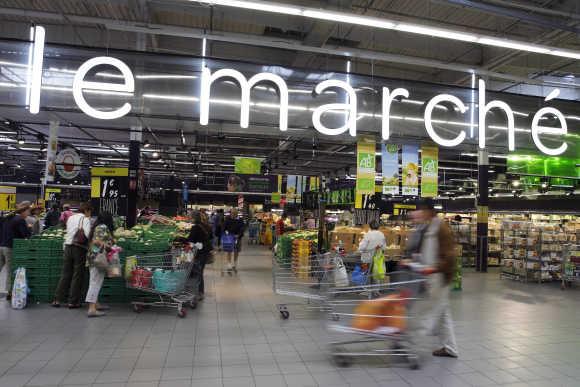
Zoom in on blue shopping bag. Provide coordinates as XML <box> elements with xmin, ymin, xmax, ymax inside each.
<box><xmin>221</xmin><ymin>233</ymin><xmax>236</xmax><ymax>252</ymax></box>
<box><xmin>351</xmin><ymin>265</ymin><xmax>368</xmax><ymax>286</ymax></box>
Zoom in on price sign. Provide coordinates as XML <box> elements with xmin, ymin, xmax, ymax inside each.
<box><xmin>0</xmin><ymin>186</ymin><xmax>16</xmax><ymax>211</ymax></box>
<box><xmin>44</xmin><ymin>188</ymin><xmax>62</xmax><ymax>209</ymax></box>
<box><xmin>91</xmin><ymin>167</ymin><xmax>128</xmax><ymax>217</ymax></box>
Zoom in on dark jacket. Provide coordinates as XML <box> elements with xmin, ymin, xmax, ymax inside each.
<box><xmin>223</xmin><ymin>217</ymin><xmax>244</xmax><ymax>237</ymax></box>
<box><xmin>0</xmin><ymin>214</ymin><xmax>31</xmax><ymax>248</ymax></box>
<box><xmin>188</xmin><ymin>223</ymin><xmax>213</xmax><ymax>259</ymax></box>
<box><xmin>44</xmin><ymin>209</ymin><xmax>61</xmax><ymax>229</ymax></box>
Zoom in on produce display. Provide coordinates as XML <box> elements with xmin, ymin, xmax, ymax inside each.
<box><xmin>275</xmin><ymin>231</ymin><xmax>318</xmax><ymax>263</ymax></box>
<box><xmin>12</xmin><ymin>222</ymin><xmax>183</xmax><ymax>304</ymax></box>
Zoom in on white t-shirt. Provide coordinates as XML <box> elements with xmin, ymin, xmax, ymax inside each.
<box><xmin>64</xmin><ymin>213</ymin><xmax>92</xmax><ymax>246</ymax></box>
<box><xmin>358</xmin><ymin>230</ymin><xmax>386</xmax><ymax>263</ymax></box>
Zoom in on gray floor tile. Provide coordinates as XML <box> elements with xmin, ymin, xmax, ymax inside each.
<box><xmin>60</xmin><ymin>371</ymin><xmax>99</xmax><ymax>385</ymax></box>
<box><xmin>254</xmin><ymin>374</ymin><xmax>287</xmax><ymax>387</ymax></box>
<box><xmin>192</xmin><ymin>366</ymin><xmax>221</xmax><ymax>379</ymax></box>
<box><xmin>129</xmin><ymin>368</ymin><xmax>163</xmax><ymax>382</ymax></box>
<box><xmin>283</xmin><ymin>373</ymin><xmax>317</xmax><ymax>387</ymax></box>
<box><xmin>161</xmin><ymin>367</ymin><xmax>193</xmax><ymax>380</ymax></box>
<box><xmin>0</xmin><ymin>373</ymin><xmax>34</xmax><ymax>387</ymax></box>
<box><xmin>159</xmin><ymin>380</ymin><xmax>191</xmax><ymax>387</ymax></box>
<box><xmin>223</xmin><ymin>376</ymin><xmax>255</xmax><ymax>387</ymax></box>
<box><xmin>26</xmin><ymin>372</ymin><xmax>67</xmax><ymax>386</ymax></box>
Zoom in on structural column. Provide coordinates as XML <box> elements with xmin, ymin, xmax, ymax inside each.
<box><xmin>127</xmin><ymin>127</ymin><xmax>141</xmax><ymax>228</ymax></box>
<box><xmin>317</xmin><ymin>175</ymin><xmax>326</xmax><ymax>254</ymax></box>
<box><xmin>476</xmin><ymin>149</ymin><xmax>489</xmax><ymax>272</ymax></box>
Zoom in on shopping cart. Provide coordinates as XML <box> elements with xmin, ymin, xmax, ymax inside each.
<box><xmin>247</xmin><ymin>221</ymin><xmax>260</xmax><ymax>245</ymax></box>
<box><xmin>126</xmin><ymin>246</ymin><xmax>197</xmax><ymax>317</ymax></box>
<box><xmin>561</xmin><ymin>243</ymin><xmax>580</xmax><ymax>289</ymax></box>
<box><xmin>273</xmin><ymin>251</ymin><xmax>350</xmax><ymax>320</ymax></box>
<box><xmin>325</xmin><ymin>269</ymin><xmax>428</xmax><ymax>370</ymax></box>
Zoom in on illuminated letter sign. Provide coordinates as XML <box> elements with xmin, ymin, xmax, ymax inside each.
<box><xmin>478</xmin><ymin>79</ymin><xmax>515</xmax><ymax>151</ymax></box>
<box><xmin>72</xmin><ymin>57</ymin><xmax>135</xmax><ymax>120</ymax></box>
<box><xmin>312</xmin><ymin>80</ymin><xmax>357</xmax><ymax>136</ymax></box>
<box><xmin>200</xmin><ymin>68</ymin><xmax>289</xmax><ymax>131</ymax></box>
<box><xmin>382</xmin><ymin>87</ymin><xmax>409</xmax><ymax>140</ymax></box>
<box><xmin>424</xmin><ymin>94</ymin><xmax>467</xmax><ymax>147</ymax></box>
<box><xmin>28</xmin><ymin>26</ymin><xmax>45</xmax><ymax>114</ymax></box>
<box><xmin>531</xmin><ymin>107</ymin><xmax>568</xmax><ymax>156</ymax></box>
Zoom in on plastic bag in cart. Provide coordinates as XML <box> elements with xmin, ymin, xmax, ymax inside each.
<box><xmin>334</xmin><ymin>257</ymin><xmax>349</xmax><ymax>287</ymax></box>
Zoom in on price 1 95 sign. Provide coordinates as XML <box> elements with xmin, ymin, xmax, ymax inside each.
<box><xmin>91</xmin><ymin>167</ymin><xmax>128</xmax><ymax>217</ymax></box>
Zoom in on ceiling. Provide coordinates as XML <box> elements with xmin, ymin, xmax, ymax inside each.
<box><xmin>0</xmin><ymin>0</ymin><xmax>578</xmax><ymax>196</ymax></box>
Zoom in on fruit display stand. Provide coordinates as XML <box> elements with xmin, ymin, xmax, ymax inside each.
<box><xmin>275</xmin><ymin>231</ymin><xmax>317</xmax><ymax>264</ymax></box>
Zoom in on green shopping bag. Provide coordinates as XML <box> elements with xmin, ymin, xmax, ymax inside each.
<box><xmin>371</xmin><ymin>249</ymin><xmax>386</xmax><ymax>281</ymax></box>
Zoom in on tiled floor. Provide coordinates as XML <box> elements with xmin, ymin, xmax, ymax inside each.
<box><xmin>1</xmin><ymin>244</ymin><xmax>580</xmax><ymax>386</ymax></box>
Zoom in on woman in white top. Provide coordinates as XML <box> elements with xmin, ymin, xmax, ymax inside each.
<box><xmin>358</xmin><ymin>221</ymin><xmax>386</xmax><ymax>263</ymax></box>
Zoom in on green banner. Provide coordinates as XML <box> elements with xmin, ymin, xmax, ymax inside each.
<box><xmin>234</xmin><ymin>157</ymin><xmax>263</xmax><ymax>174</ymax></box>
<box><xmin>356</xmin><ymin>137</ymin><xmax>376</xmax><ymax>195</ymax></box>
<box><xmin>421</xmin><ymin>145</ymin><xmax>438</xmax><ymax>197</ymax></box>
<box><xmin>507</xmin><ymin>153</ymin><xmax>579</xmax><ymax>178</ymax></box>
<box><xmin>271</xmin><ymin>192</ymin><xmax>281</xmax><ymax>204</ymax></box>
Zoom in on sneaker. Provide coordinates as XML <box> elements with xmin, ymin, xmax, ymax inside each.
<box><xmin>432</xmin><ymin>348</ymin><xmax>458</xmax><ymax>358</ymax></box>
<box><xmin>87</xmin><ymin>311</ymin><xmax>106</xmax><ymax>318</ymax></box>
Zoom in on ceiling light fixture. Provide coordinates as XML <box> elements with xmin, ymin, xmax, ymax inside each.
<box><xmin>143</xmin><ymin>140</ymin><xmax>151</xmax><ymax>148</ymax></box>
<box><xmin>512</xmin><ymin>180</ymin><xmax>521</xmax><ymax>187</ymax></box>
<box><xmin>152</xmin><ymin>151</ymin><xmax>159</xmax><ymax>158</ymax></box>
<box><xmin>196</xmin><ymin>0</ymin><xmax>580</xmax><ymax>60</ymax></box>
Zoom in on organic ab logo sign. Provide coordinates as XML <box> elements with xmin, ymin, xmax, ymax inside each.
<box><xmin>423</xmin><ymin>159</ymin><xmax>437</xmax><ymax>174</ymax></box>
<box><xmin>359</xmin><ymin>153</ymin><xmax>374</xmax><ymax>169</ymax></box>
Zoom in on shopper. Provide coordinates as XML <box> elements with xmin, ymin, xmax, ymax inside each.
<box><xmin>358</xmin><ymin>220</ymin><xmax>386</xmax><ymax>264</ymax></box>
<box><xmin>59</xmin><ymin>204</ymin><xmax>74</xmax><ymax>227</ymax></box>
<box><xmin>406</xmin><ymin>199</ymin><xmax>458</xmax><ymax>359</ymax></box>
<box><xmin>85</xmin><ymin>212</ymin><xmax>114</xmax><ymax>317</ymax></box>
<box><xmin>212</xmin><ymin>209</ymin><xmax>224</xmax><ymax>249</ymax></box>
<box><xmin>0</xmin><ymin>201</ymin><xmax>32</xmax><ymax>300</ymax></box>
<box><xmin>188</xmin><ymin>211</ymin><xmax>213</xmax><ymax>300</ymax></box>
<box><xmin>44</xmin><ymin>204</ymin><xmax>61</xmax><ymax>230</ymax></box>
<box><xmin>276</xmin><ymin>212</ymin><xmax>288</xmax><ymax>236</ymax></box>
<box><xmin>53</xmin><ymin>202</ymin><xmax>92</xmax><ymax>308</ymax></box>
<box><xmin>223</xmin><ymin>208</ymin><xmax>244</xmax><ymax>272</ymax></box>
<box><xmin>26</xmin><ymin>207</ymin><xmax>42</xmax><ymax>235</ymax></box>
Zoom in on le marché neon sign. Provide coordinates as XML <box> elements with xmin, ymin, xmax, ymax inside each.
<box><xmin>25</xmin><ymin>26</ymin><xmax>569</xmax><ymax>156</ymax></box>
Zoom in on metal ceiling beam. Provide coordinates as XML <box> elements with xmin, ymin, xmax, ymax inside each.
<box><xmin>0</xmin><ymin>6</ymin><xmax>574</xmax><ymax>88</ymax></box>
<box><xmin>437</xmin><ymin>0</ymin><xmax>580</xmax><ymax>34</ymax></box>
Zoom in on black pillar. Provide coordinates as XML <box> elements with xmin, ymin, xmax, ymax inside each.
<box><xmin>476</xmin><ymin>150</ymin><xmax>489</xmax><ymax>272</ymax></box>
<box><xmin>127</xmin><ymin>140</ymin><xmax>140</xmax><ymax>228</ymax></box>
<box><xmin>317</xmin><ymin>175</ymin><xmax>326</xmax><ymax>254</ymax></box>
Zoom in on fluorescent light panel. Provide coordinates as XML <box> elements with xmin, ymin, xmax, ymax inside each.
<box><xmin>197</xmin><ymin>0</ymin><xmax>580</xmax><ymax>60</ymax></box>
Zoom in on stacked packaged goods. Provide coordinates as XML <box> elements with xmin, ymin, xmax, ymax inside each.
<box><xmin>292</xmin><ymin>239</ymin><xmax>313</xmax><ymax>279</ymax></box>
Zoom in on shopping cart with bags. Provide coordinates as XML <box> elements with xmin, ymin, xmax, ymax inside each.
<box><xmin>325</xmin><ymin>268</ymin><xmax>428</xmax><ymax>369</ymax></box>
<box><xmin>273</xmin><ymin>250</ymin><xmax>354</xmax><ymax>320</ymax></box>
<box><xmin>126</xmin><ymin>245</ymin><xmax>197</xmax><ymax>317</ymax></box>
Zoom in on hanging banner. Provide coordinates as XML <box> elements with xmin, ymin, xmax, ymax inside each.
<box><xmin>356</xmin><ymin>137</ymin><xmax>376</xmax><ymax>195</ymax></box>
<box><xmin>421</xmin><ymin>145</ymin><xmax>438</xmax><ymax>197</ymax></box>
<box><xmin>55</xmin><ymin>148</ymin><xmax>82</xmax><ymax>180</ymax></box>
<box><xmin>90</xmin><ymin>167</ymin><xmax>129</xmax><ymax>217</ymax></box>
<box><xmin>381</xmin><ymin>143</ymin><xmax>399</xmax><ymax>195</ymax></box>
<box><xmin>277</xmin><ymin>175</ymin><xmax>283</xmax><ymax>193</ymax></box>
<box><xmin>286</xmin><ymin>175</ymin><xmax>297</xmax><ymax>200</ymax></box>
<box><xmin>402</xmin><ymin>145</ymin><xmax>419</xmax><ymax>196</ymax></box>
<box><xmin>234</xmin><ymin>157</ymin><xmax>263</xmax><ymax>174</ymax></box>
<box><xmin>271</xmin><ymin>192</ymin><xmax>281</xmax><ymax>204</ymax></box>
<box><xmin>226</xmin><ymin>174</ymin><xmax>276</xmax><ymax>193</ymax></box>
<box><xmin>309</xmin><ymin>176</ymin><xmax>319</xmax><ymax>191</ymax></box>
<box><xmin>182</xmin><ymin>182</ymin><xmax>189</xmax><ymax>203</ymax></box>
<box><xmin>0</xmin><ymin>186</ymin><xmax>16</xmax><ymax>211</ymax></box>
<box><xmin>44</xmin><ymin>121</ymin><xmax>59</xmax><ymax>183</ymax></box>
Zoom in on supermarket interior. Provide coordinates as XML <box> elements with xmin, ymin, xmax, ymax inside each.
<box><xmin>0</xmin><ymin>1</ymin><xmax>580</xmax><ymax>386</ymax></box>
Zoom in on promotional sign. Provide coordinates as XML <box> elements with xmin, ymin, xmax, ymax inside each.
<box><xmin>44</xmin><ymin>121</ymin><xmax>58</xmax><ymax>183</ymax></box>
<box><xmin>226</xmin><ymin>174</ymin><xmax>276</xmax><ymax>193</ymax></box>
<box><xmin>55</xmin><ymin>148</ymin><xmax>81</xmax><ymax>180</ymax></box>
<box><xmin>356</xmin><ymin>137</ymin><xmax>376</xmax><ymax>195</ymax></box>
<box><xmin>234</xmin><ymin>157</ymin><xmax>262</xmax><ymax>174</ymax></box>
<box><xmin>44</xmin><ymin>187</ymin><xmax>61</xmax><ymax>209</ymax></box>
<box><xmin>402</xmin><ymin>145</ymin><xmax>419</xmax><ymax>196</ymax></box>
<box><xmin>0</xmin><ymin>186</ymin><xmax>16</xmax><ymax>211</ymax></box>
<box><xmin>286</xmin><ymin>175</ymin><xmax>298</xmax><ymax>200</ymax></box>
<box><xmin>507</xmin><ymin>152</ymin><xmax>579</xmax><ymax>178</ymax></box>
<box><xmin>271</xmin><ymin>192</ymin><xmax>281</xmax><ymax>204</ymax></box>
<box><xmin>421</xmin><ymin>145</ymin><xmax>439</xmax><ymax>197</ymax></box>
<box><xmin>182</xmin><ymin>182</ymin><xmax>189</xmax><ymax>203</ymax></box>
<box><xmin>381</xmin><ymin>143</ymin><xmax>399</xmax><ymax>195</ymax></box>
<box><xmin>309</xmin><ymin>176</ymin><xmax>319</xmax><ymax>191</ymax></box>
<box><xmin>91</xmin><ymin>167</ymin><xmax>128</xmax><ymax>217</ymax></box>
<box><xmin>393</xmin><ymin>203</ymin><xmax>416</xmax><ymax>216</ymax></box>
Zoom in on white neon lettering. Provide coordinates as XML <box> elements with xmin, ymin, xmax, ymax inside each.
<box><xmin>424</xmin><ymin>94</ymin><xmax>467</xmax><ymax>147</ymax></box>
<box><xmin>29</xmin><ymin>26</ymin><xmax>45</xmax><ymax>114</ymax></box>
<box><xmin>478</xmin><ymin>79</ymin><xmax>515</xmax><ymax>151</ymax></box>
<box><xmin>72</xmin><ymin>57</ymin><xmax>135</xmax><ymax>120</ymax></box>
<box><xmin>531</xmin><ymin>107</ymin><xmax>568</xmax><ymax>156</ymax></box>
<box><xmin>382</xmin><ymin>87</ymin><xmax>409</xmax><ymax>140</ymax></box>
<box><xmin>312</xmin><ymin>80</ymin><xmax>357</xmax><ymax>136</ymax></box>
<box><xmin>200</xmin><ymin>68</ymin><xmax>289</xmax><ymax>131</ymax></box>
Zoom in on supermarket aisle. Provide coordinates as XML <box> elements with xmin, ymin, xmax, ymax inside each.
<box><xmin>1</xmin><ymin>245</ymin><xmax>580</xmax><ymax>386</ymax></box>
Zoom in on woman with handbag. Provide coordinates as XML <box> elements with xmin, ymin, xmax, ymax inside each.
<box><xmin>85</xmin><ymin>212</ymin><xmax>115</xmax><ymax>317</ymax></box>
<box><xmin>187</xmin><ymin>211</ymin><xmax>212</xmax><ymax>301</ymax></box>
<box><xmin>52</xmin><ymin>202</ymin><xmax>92</xmax><ymax>308</ymax></box>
